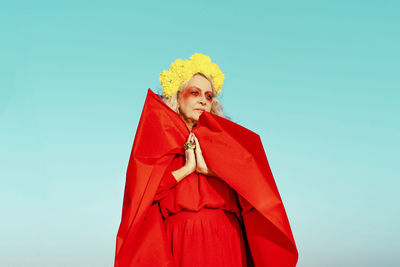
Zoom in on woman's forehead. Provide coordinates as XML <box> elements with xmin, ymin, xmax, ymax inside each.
<box><xmin>187</xmin><ymin>74</ymin><xmax>213</xmax><ymax>92</ymax></box>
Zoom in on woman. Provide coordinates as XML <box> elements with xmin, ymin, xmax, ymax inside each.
<box><xmin>156</xmin><ymin>69</ymin><xmax>250</xmax><ymax>266</ymax></box>
<box><xmin>114</xmin><ymin>53</ymin><xmax>298</xmax><ymax>267</ymax></box>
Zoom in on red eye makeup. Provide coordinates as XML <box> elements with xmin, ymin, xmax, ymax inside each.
<box><xmin>182</xmin><ymin>86</ymin><xmax>213</xmax><ymax>102</ymax></box>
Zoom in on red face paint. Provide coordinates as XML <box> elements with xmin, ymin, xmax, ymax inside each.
<box><xmin>182</xmin><ymin>86</ymin><xmax>213</xmax><ymax>102</ymax></box>
<box><xmin>181</xmin><ymin>87</ymin><xmax>197</xmax><ymax>101</ymax></box>
<box><xmin>205</xmin><ymin>92</ymin><xmax>213</xmax><ymax>102</ymax></box>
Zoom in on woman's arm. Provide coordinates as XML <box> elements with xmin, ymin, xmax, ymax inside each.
<box><xmin>153</xmin><ymin>164</ymin><xmax>193</xmax><ymax>202</ymax></box>
<box><xmin>171</xmin><ymin>165</ymin><xmax>193</xmax><ymax>182</ymax></box>
<box><xmin>154</xmin><ymin>133</ymin><xmax>197</xmax><ymax>202</ymax></box>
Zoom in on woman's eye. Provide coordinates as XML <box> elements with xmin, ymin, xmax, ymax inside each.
<box><xmin>207</xmin><ymin>95</ymin><xmax>212</xmax><ymax>100</ymax></box>
<box><xmin>191</xmin><ymin>92</ymin><xmax>199</xmax><ymax>95</ymax></box>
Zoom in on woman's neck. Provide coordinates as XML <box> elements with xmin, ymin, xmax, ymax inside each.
<box><xmin>183</xmin><ymin>119</ymin><xmax>197</xmax><ymax>131</ymax></box>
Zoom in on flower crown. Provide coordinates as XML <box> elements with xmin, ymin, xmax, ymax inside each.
<box><xmin>159</xmin><ymin>53</ymin><xmax>225</xmax><ymax>98</ymax></box>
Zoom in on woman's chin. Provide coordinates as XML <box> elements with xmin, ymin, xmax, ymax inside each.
<box><xmin>190</xmin><ymin>114</ymin><xmax>200</xmax><ymax>121</ymax></box>
<box><xmin>195</xmin><ymin>111</ymin><xmax>205</xmax><ymax>119</ymax></box>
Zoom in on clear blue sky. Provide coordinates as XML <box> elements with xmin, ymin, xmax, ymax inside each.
<box><xmin>1</xmin><ymin>1</ymin><xmax>399</xmax><ymax>266</ymax></box>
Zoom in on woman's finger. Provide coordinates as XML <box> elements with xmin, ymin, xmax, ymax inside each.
<box><xmin>187</xmin><ymin>133</ymin><xmax>195</xmax><ymax>144</ymax></box>
<box><xmin>192</xmin><ymin>134</ymin><xmax>199</xmax><ymax>147</ymax></box>
<box><xmin>185</xmin><ymin>133</ymin><xmax>196</xmax><ymax>151</ymax></box>
<box><xmin>192</xmin><ymin>134</ymin><xmax>202</xmax><ymax>152</ymax></box>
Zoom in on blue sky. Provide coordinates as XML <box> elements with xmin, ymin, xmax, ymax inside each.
<box><xmin>1</xmin><ymin>1</ymin><xmax>399</xmax><ymax>266</ymax></box>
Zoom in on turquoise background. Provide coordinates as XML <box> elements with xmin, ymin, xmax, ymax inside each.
<box><xmin>1</xmin><ymin>0</ymin><xmax>399</xmax><ymax>266</ymax></box>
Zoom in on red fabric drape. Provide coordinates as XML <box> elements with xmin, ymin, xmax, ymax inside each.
<box><xmin>114</xmin><ymin>88</ymin><xmax>299</xmax><ymax>267</ymax></box>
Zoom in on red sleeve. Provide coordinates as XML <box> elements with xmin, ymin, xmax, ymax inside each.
<box><xmin>153</xmin><ymin>169</ymin><xmax>179</xmax><ymax>202</ymax></box>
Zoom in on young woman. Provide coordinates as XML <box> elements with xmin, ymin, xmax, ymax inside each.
<box><xmin>114</xmin><ymin>53</ymin><xmax>298</xmax><ymax>267</ymax></box>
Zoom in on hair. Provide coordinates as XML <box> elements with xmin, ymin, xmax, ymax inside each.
<box><xmin>158</xmin><ymin>72</ymin><xmax>231</xmax><ymax>120</ymax></box>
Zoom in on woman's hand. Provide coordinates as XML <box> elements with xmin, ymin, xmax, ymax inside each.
<box><xmin>183</xmin><ymin>132</ymin><xmax>196</xmax><ymax>174</ymax></box>
<box><xmin>191</xmin><ymin>133</ymin><xmax>218</xmax><ymax>177</ymax></box>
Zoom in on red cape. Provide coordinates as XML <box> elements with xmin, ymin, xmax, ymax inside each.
<box><xmin>114</xmin><ymin>88</ymin><xmax>299</xmax><ymax>267</ymax></box>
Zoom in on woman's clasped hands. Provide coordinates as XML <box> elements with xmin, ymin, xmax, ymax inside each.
<box><xmin>184</xmin><ymin>132</ymin><xmax>217</xmax><ymax>177</ymax></box>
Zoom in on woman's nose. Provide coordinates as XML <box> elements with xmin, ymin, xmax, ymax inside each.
<box><xmin>199</xmin><ymin>95</ymin><xmax>206</xmax><ymax>105</ymax></box>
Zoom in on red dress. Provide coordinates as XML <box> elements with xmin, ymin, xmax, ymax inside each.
<box><xmin>115</xmin><ymin>89</ymin><xmax>299</xmax><ymax>267</ymax></box>
<box><xmin>153</xmin><ymin>153</ymin><xmax>254</xmax><ymax>267</ymax></box>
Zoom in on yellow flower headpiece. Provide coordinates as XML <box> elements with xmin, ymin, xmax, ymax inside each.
<box><xmin>159</xmin><ymin>53</ymin><xmax>225</xmax><ymax>98</ymax></box>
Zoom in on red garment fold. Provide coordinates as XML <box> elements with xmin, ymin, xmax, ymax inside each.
<box><xmin>114</xmin><ymin>88</ymin><xmax>299</xmax><ymax>267</ymax></box>
<box><xmin>153</xmin><ymin>167</ymin><xmax>179</xmax><ymax>203</ymax></box>
<box><xmin>154</xmin><ymin>153</ymin><xmax>244</xmax><ymax>221</ymax></box>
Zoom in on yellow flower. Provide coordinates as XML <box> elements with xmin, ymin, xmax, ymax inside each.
<box><xmin>159</xmin><ymin>53</ymin><xmax>225</xmax><ymax>98</ymax></box>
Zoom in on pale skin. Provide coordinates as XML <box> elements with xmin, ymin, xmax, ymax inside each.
<box><xmin>171</xmin><ymin>74</ymin><xmax>218</xmax><ymax>182</ymax></box>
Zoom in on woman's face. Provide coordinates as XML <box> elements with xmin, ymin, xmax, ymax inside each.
<box><xmin>177</xmin><ymin>74</ymin><xmax>214</xmax><ymax>126</ymax></box>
